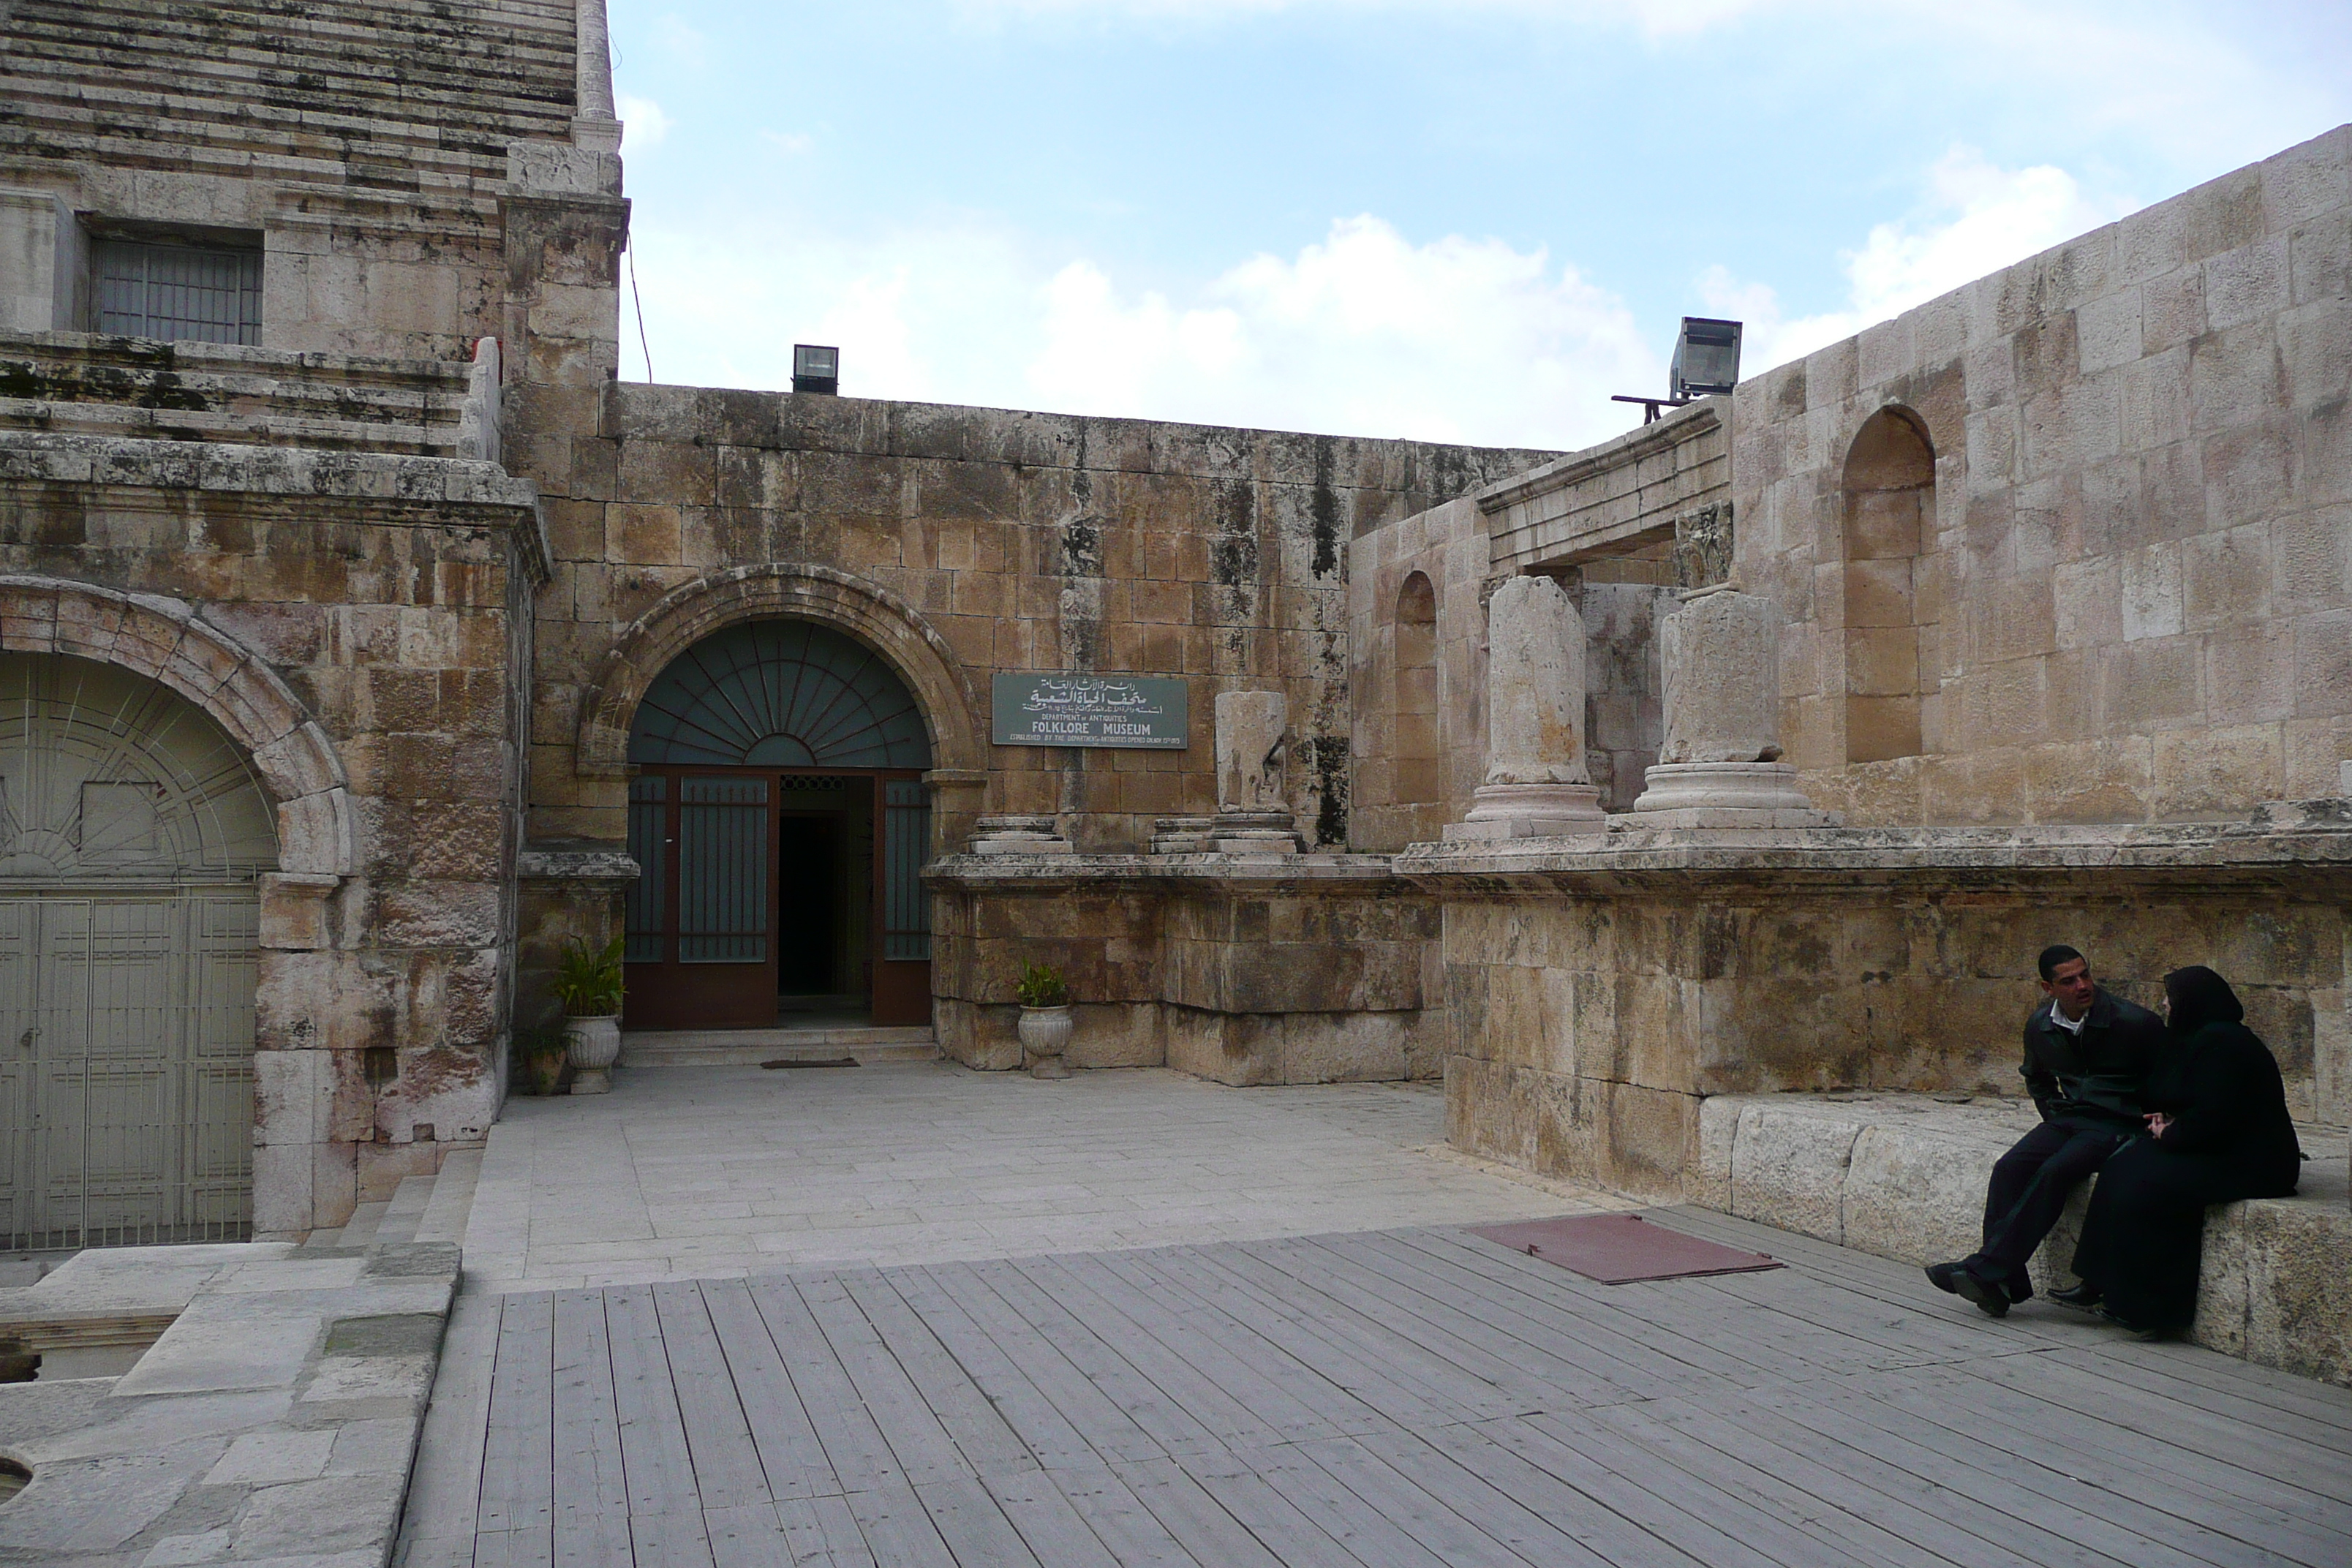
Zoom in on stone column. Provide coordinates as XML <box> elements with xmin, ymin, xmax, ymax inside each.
<box><xmin>1633</xmin><ymin>587</ymin><xmax>1838</xmax><ymax>826</ymax></box>
<box><xmin>1212</xmin><ymin>690</ymin><xmax>1302</xmax><ymax>853</ymax></box>
<box><xmin>1445</xmin><ymin>573</ymin><xmax>1605</xmax><ymax>839</ymax></box>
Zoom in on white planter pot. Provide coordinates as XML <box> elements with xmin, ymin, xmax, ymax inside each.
<box><xmin>565</xmin><ymin>1014</ymin><xmax>622</xmax><ymax>1095</ymax></box>
<box><xmin>1017</xmin><ymin>1005</ymin><xmax>1074</xmax><ymax>1079</ymax></box>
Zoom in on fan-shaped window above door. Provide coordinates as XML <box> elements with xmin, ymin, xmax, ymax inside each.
<box><xmin>626</xmin><ymin>619</ymin><xmax>932</xmax><ymax>769</ymax></box>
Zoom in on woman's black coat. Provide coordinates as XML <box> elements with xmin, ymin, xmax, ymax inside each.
<box><xmin>2069</xmin><ymin>972</ymin><xmax>2302</xmax><ymax>1331</ymax></box>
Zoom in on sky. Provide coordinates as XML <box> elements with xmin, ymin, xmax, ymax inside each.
<box><xmin>605</xmin><ymin>0</ymin><xmax>2352</xmax><ymax>452</ymax></box>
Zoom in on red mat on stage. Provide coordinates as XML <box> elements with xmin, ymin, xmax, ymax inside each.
<box><xmin>1466</xmin><ymin>1213</ymin><xmax>1784</xmax><ymax>1284</ymax></box>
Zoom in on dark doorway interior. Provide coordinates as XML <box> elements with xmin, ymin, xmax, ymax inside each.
<box><xmin>776</xmin><ymin>813</ymin><xmax>840</xmax><ymax>997</ymax></box>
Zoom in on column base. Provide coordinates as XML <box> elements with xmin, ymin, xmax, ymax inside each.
<box><xmin>1631</xmin><ymin>762</ymin><xmax>1842</xmax><ymax>826</ymax></box>
<box><xmin>1442</xmin><ymin>782</ymin><xmax>1607</xmax><ymax>840</ymax></box>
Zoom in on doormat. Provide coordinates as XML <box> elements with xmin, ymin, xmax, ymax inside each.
<box><xmin>1466</xmin><ymin>1213</ymin><xmax>1783</xmax><ymax>1284</ymax></box>
<box><xmin>761</xmin><ymin>1058</ymin><xmax>858</xmax><ymax>1069</ymax></box>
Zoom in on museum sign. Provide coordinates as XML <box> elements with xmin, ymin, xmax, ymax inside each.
<box><xmin>991</xmin><ymin>675</ymin><xmax>1190</xmax><ymax>749</ymax></box>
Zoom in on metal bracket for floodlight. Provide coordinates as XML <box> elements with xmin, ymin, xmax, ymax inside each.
<box><xmin>792</xmin><ymin>344</ymin><xmax>840</xmax><ymax>396</ymax></box>
<box><xmin>1610</xmin><ymin>394</ymin><xmax>1693</xmax><ymax>424</ymax></box>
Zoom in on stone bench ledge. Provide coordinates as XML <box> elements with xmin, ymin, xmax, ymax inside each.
<box><xmin>1695</xmin><ymin>1091</ymin><xmax>2352</xmax><ymax>1387</ymax></box>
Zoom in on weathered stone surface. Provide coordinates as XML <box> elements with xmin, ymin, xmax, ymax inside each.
<box><xmin>1656</xmin><ymin>588</ymin><xmax>1783</xmax><ymax>766</ymax></box>
<box><xmin>1480</xmin><ymin>575</ymin><xmax>1591</xmax><ymax>788</ymax></box>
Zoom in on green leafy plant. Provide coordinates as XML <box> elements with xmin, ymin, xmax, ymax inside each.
<box><xmin>1014</xmin><ymin>961</ymin><xmax>1069</xmax><ymax>1009</ymax></box>
<box><xmin>552</xmin><ymin>935</ymin><xmax>626</xmax><ymax>1017</ymax></box>
<box><xmin>512</xmin><ymin>1022</ymin><xmax>571</xmax><ymax>1095</ymax></box>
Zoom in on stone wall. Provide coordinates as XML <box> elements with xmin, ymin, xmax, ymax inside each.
<box><xmin>529</xmin><ymin>383</ymin><xmax>1555</xmax><ymax>856</ymax></box>
<box><xmin>0</xmin><ymin>0</ymin><xmax>587</xmax><ymax>360</ymax></box>
<box><xmin>0</xmin><ymin>433</ymin><xmax>546</xmax><ymax>1230</ymax></box>
<box><xmin>1737</xmin><ymin>123</ymin><xmax>2352</xmax><ymax>825</ymax></box>
<box><xmin>928</xmin><ymin>856</ymin><xmax>1441</xmax><ymax>1083</ymax></box>
<box><xmin>1409</xmin><ymin>807</ymin><xmax>2352</xmax><ymax>1196</ymax></box>
<box><xmin>1348</xmin><ymin>399</ymin><xmax>1732</xmax><ymax>842</ymax></box>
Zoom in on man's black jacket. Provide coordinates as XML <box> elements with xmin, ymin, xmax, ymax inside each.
<box><xmin>2021</xmin><ymin>988</ymin><xmax>2163</xmax><ymax>1126</ymax></box>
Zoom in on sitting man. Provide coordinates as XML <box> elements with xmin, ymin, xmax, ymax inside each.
<box><xmin>1927</xmin><ymin>944</ymin><xmax>2163</xmax><ymax>1317</ymax></box>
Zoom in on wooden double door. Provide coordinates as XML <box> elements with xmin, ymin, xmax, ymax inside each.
<box><xmin>623</xmin><ymin>766</ymin><xmax>932</xmax><ymax>1030</ymax></box>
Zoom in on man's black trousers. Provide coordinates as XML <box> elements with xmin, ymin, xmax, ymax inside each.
<box><xmin>1968</xmin><ymin>1119</ymin><xmax>2132</xmax><ymax>1299</ymax></box>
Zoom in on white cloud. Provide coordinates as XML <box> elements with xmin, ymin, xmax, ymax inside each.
<box><xmin>625</xmin><ymin>214</ymin><xmax>1658</xmax><ymax>449</ymax></box>
<box><xmin>617</xmin><ymin>94</ymin><xmax>672</xmax><ymax>147</ymax></box>
<box><xmin>1028</xmin><ymin>216</ymin><xmax>1657</xmax><ymax>447</ymax></box>
<box><xmin>1705</xmin><ymin>146</ymin><xmax>2139</xmax><ymax>374</ymax></box>
<box><xmin>760</xmin><ymin>130</ymin><xmax>815</xmax><ymax>156</ymax></box>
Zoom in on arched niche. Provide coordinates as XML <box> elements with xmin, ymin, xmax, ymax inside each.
<box><xmin>1840</xmin><ymin>408</ymin><xmax>1937</xmax><ymax>765</ymax></box>
<box><xmin>1392</xmin><ymin>572</ymin><xmax>1439</xmax><ymax>810</ymax></box>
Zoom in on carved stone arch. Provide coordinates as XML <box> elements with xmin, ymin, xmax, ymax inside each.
<box><xmin>576</xmin><ymin>564</ymin><xmax>987</xmax><ymax>782</ymax></box>
<box><xmin>0</xmin><ymin>575</ymin><xmax>353</xmax><ymax>877</ymax></box>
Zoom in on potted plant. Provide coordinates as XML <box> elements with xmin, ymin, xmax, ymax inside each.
<box><xmin>553</xmin><ymin>934</ymin><xmax>626</xmax><ymax>1095</ymax></box>
<box><xmin>1014</xmin><ymin>960</ymin><xmax>1074</xmax><ymax>1079</ymax></box>
<box><xmin>512</xmin><ymin>1022</ymin><xmax>570</xmax><ymax>1096</ymax></box>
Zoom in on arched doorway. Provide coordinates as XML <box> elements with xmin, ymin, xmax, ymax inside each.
<box><xmin>622</xmin><ymin>619</ymin><xmax>935</xmax><ymax>1030</ymax></box>
<box><xmin>0</xmin><ymin>652</ymin><xmax>277</xmax><ymax>1248</ymax></box>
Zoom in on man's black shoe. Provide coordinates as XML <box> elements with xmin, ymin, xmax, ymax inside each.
<box><xmin>2096</xmin><ymin>1305</ymin><xmax>2174</xmax><ymax>1341</ymax></box>
<box><xmin>1952</xmin><ymin>1270</ymin><xmax>2010</xmax><ymax>1318</ymax></box>
<box><xmin>1925</xmin><ymin>1261</ymin><xmax>1962</xmax><ymax>1294</ymax></box>
<box><xmin>2046</xmin><ymin>1282</ymin><xmax>2102</xmax><ymax>1311</ymax></box>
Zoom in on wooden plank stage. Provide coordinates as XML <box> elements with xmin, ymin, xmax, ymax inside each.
<box><xmin>399</xmin><ymin>1206</ymin><xmax>2352</xmax><ymax>1567</ymax></box>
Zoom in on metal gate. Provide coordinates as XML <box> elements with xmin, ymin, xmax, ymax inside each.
<box><xmin>0</xmin><ymin>652</ymin><xmax>278</xmax><ymax>1248</ymax></box>
<box><xmin>0</xmin><ymin>892</ymin><xmax>258</xmax><ymax>1248</ymax></box>
<box><xmin>623</xmin><ymin>619</ymin><xmax>935</xmax><ymax>1030</ymax></box>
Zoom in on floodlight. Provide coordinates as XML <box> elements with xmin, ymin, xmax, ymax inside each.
<box><xmin>1670</xmin><ymin>317</ymin><xmax>1742</xmax><ymax>400</ymax></box>
<box><xmin>792</xmin><ymin>344</ymin><xmax>840</xmax><ymax>396</ymax></box>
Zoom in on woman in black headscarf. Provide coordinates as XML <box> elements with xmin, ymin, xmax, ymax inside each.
<box><xmin>2059</xmin><ymin>966</ymin><xmax>2304</xmax><ymax>1335</ymax></box>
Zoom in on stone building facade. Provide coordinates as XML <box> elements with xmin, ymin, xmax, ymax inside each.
<box><xmin>0</xmin><ymin>0</ymin><xmax>2344</xmax><ymax>1240</ymax></box>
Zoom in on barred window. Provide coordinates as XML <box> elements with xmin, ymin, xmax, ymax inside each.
<box><xmin>93</xmin><ymin>240</ymin><xmax>262</xmax><ymax>344</ymax></box>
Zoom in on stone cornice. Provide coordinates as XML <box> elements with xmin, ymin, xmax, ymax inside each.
<box><xmin>1474</xmin><ymin>399</ymin><xmax>1722</xmax><ymax>516</ymax></box>
<box><xmin>927</xmin><ymin>852</ymin><xmax>1406</xmax><ymax>892</ymax></box>
<box><xmin>1391</xmin><ymin>801</ymin><xmax>2352</xmax><ymax>891</ymax></box>
<box><xmin>0</xmin><ymin>431</ymin><xmax>540</xmax><ymax>510</ymax></box>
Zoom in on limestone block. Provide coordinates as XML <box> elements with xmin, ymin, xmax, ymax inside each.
<box><xmin>1481</xmin><ymin>574</ymin><xmax>1589</xmax><ymax>786</ymax></box>
<box><xmin>1656</xmin><ymin>589</ymin><xmax>1784</xmax><ymax>764</ymax></box>
<box><xmin>250</xmin><ymin>1144</ymin><xmax>318</xmax><ymax>1238</ymax></box>
<box><xmin>1278</xmin><ymin>1011</ymin><xmax>1411</xmax><ymax>1084</ymax></box>
<box><xmin>253</xmin><ymin>1049</ymin><xmax>334</xmax><ymax>1146</ymax></box>
<box><xmin>1063</xmin><ymin>1003</ymin><xmax>1164</xmax><ymax>1069</ymax></box>
<box><xmin>2237</xmin><ymin>1198</ymin><xmax>2352</xmax><ymax>1383</ymax></box>
<box><xmin>1727</xmin><ymin>1102</ymin><xmax>1863</xmax><ymax>1243</ymax></box>
<box><xmin>1693</xmin><ymin>1094</ymin><xmax>1740</xmax><ymax>1211</ymax></box>
<box><xmin>1839</xmin><ymin>1122</ymin><xmax>2002</xmax><ymax>1264</ymax></box>
<box><xmin>1149</xmin><ymin>816</ymin><xmax>1218</xmax><ymax>853</ymax></box>
<box><xmin>965</xmin><ymin>815</ymin><xmax>1072</xmax><ymax>855</ymax></box>
<box><xmin>1215</xmin><ymin>691</ymin><xmax>1288</xmax><ymax>814</ymax></box>
<box><xmin>0</xmin><ymin>188</ymin><xmax>84</xmax><ymax>332</ymax></box>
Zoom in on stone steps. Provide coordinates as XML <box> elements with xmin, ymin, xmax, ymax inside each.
<box><xmin>7</xmin><ymin>0</ymin><xmax>578</xmax><ymax>96</ymax></box>
<box><xmin>1</xmin><ymin>0</ymin><xmax>578</xmax><ymax>154</ymax></box>
<box><xmin>0</xmin><ymin>80</ymin><xmax>519</xmax><ymax>178</ymax></box>
<box><xmin>0</xmin><ymin>332</ymin><xmax>475</xmax><ymax>456</ymax></box>
<box><xmin>619</xmin><ymin>1026</ymin><xmax>943</xmax><ymax>1069</ymax></box>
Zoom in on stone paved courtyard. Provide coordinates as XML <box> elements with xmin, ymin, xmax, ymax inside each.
<box><xmin>456</xmin><ymin>1065</ymin><xmax>1605</xmax><ymax>1294</ymax></box>
<box><xmin>391</xmin><ymin>1064</ymin><xmax>2352</xmax><ymax>1567</ymax></box>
